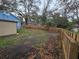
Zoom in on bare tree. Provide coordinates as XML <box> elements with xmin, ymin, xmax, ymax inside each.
<box><xmin>41</xmin><ymin>0</ymin><xmax>53</xmax><ymax>24</ymax></box>
<box><xmin>16</xmin><ymin>0</ymin><xmax>41</xmax><ymax>24</ymax></box>
<box><xmin>58</xmin><ymin>0</ymin><xmax>79</xmax><ymax>20</ymax></box>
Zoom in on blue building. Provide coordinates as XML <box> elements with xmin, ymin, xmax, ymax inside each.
<box><xmin>0</xmin><ymin>11</ymin><xmax>21</xmax><ymax>36</ymax></box>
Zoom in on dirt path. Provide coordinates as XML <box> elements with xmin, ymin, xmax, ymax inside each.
<box><xmin>0</xmin><ymin>32</ymin><xmax>63</xmax><ymax>59</ymax></box>
<box><xmin>37</xmin><ymin>32</ymin><xmax>63</xmax><ymax>59</ymax></box>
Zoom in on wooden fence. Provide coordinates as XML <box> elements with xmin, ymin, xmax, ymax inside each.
<box><xmin>25</xmin><ymin>24</ymin><xmax>79</xmax><ymax>59</ymax></box>
<box><xmin>59</xmin><ymin>29</ymin><xmax>79</xmax><ymax>59</ymax></box>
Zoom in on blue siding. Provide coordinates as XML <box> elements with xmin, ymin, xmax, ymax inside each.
<box><xmin>0</xmin><ymin>12</ymin><xmax>18</xmax><ymax>22</ymax></box>
<box><xmin>0</xmin><ymin>11</ymin><xmax>21</xmax><ymax>29</ymax></box>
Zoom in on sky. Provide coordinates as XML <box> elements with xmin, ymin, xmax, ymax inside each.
<box><xmin>0</xmin><ymin>0</ymin><xmax>60</xmax><ymax>15</ymax></box>
<box><xmin>40</xmin><ymin>0</ymin><xmax>58</xmax><ymax>10</ymax></box>
<box><xmin>38</xmin><ymin>0</ymin><xmax>59</xmax><ymax>15</ymax></box>
<box><xmin>16</xmin><ymin>0</ymin><xmax>59</xmax><ymax>15</ymax></box>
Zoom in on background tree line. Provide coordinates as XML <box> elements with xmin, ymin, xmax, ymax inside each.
<box><xmin>0</xmin><ymin>0</ymin><xmax>79</xmax><ymax>30</ymax></box>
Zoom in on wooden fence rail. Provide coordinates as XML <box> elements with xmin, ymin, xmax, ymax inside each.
<box><xmin>25</xmin><ymin>25</ymin><xmax>79</xmax><ymax>59</ymax></box>
<box><xmin>59</xmin><ymin>29</ymin><xmax>79</xmax><ymax>59</ymax></box>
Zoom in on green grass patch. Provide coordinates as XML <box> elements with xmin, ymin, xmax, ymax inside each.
<box><xmin>0</xmin><ymin>28</ymin><xmax>49</xmax><ymax>48</ymax></box>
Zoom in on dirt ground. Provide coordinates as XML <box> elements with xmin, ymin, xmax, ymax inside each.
<box><xmin>0</xmin><ymin>29</ymin><xmax>63</xmax><ymax>59</ymax></box>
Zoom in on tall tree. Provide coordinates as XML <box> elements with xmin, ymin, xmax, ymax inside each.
<box><xmin>41</xmin><ymin>0</ymin><xmax>53</xmax><ymax>25</ymax></box>
<box><xmin>16</xmin><ymin>0</ymin><xmax>41</xmax><ymax>24</ymax></box>
<box><xmin>58</xmin><ymin>0</ymin><xmax>79</xmax><ymax>20</ymax></box>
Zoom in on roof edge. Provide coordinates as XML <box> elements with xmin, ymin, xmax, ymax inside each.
<box><xmin>0</xmin><ymin>19</ymin><xmax>17</xmax><ymax>23</ymax></box>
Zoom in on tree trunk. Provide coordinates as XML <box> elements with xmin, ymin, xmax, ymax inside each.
<box><xmin>25</xmin><ymin>17</ymin><xmax>28</xmax><ymax>24</ymax></box>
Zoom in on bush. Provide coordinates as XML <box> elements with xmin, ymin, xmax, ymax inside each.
<box><xmin>46</xmin><ymin>19</ymin><xmax>56</xmax><ymax>27</ymax></box>
<box><xmin>17</xmin><ymin>28</ymin><xmax>26</xmax><ymax>34</ymax></box>
<box><xmin>53</xmin><ymin>17</ymin><xmax>69</xmax><ymax>28</ymax></box>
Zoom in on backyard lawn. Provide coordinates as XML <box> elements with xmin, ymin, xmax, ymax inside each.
<box><xmin>0</xmin><ymin>28</ymin><xmax>49</xmax><ymax>48</ymax></box>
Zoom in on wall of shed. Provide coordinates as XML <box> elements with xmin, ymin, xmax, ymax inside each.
<box><xmin>0</xmin><ymin>21</ymin><xmax>17</xmax><ymax>36</ymax></box>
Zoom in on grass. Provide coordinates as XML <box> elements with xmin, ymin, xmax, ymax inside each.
<box><xmin>0</xmin><ymin>28</ymin><xmax>49</xmax><ymax>48</ymax></box>
<box><xmin>0</xmin><ymin>38</ymin><xmax>16</xmax><ymax>47</ymax></box>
